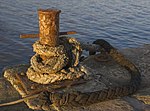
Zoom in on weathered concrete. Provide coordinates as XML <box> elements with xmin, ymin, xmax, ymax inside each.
<box><xmin>0</xmin><ymin>44</ymin><xmax>150</xmax><ymax>111</ymax></box>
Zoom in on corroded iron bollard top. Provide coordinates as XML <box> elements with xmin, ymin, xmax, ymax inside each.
<box><xmin>38</xmin><ymin>9</ymin><xmax>61</xmax><ymax>47</ymax></box>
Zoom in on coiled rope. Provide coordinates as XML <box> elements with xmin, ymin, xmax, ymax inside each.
<box><xmin>26</xmin><ymin>37</ymin><xmax>87</xmax><ymax>84</ymax></box>
<box><xmin>0</xmin><ymin>39</ymin><xmax>141</xmax><ymax>111</ymax></box>
<box><xmin>39</xmin><ymin>39</ymin><xmax>141</xmax><ymax>110</ymax></box>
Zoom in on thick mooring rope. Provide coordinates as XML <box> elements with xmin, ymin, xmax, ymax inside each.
<box><xmin>26</xmin><ymin>37</ymin><xmax>86</xmax><ymax>84</ymax></box>
<box><xmin>0</xmin><ymin>39</ymin><xmax>141</xmax><ymax>111</ymax></box>
<box><xmin>36</xmin><ymin>39</ymin><xmax>141</xmax><ymax>111</ymax></box>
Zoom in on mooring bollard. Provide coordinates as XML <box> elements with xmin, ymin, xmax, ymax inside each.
<box><xmin>38</xmin><ymin>9</ymin><xmax>61</xmax><ymax>60</ymax></box>
<box><xmin>38</xmin><ymin>9</ymin><xmax>61</xmax><ymax>46</ymax></box>
<box><xmin>0</xmin><ymin>8</ymin><xmax>144</xmax><ymax>111</ymax></box>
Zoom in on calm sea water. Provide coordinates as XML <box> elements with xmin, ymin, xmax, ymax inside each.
<box><xmin>0</xmin><ymin>0</ymin><xmax>150</xmax><ymax>73</ymax></box>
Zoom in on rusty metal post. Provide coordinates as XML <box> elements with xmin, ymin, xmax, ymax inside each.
<box><xmin>38</xmin><ymin>9</ymin><xmax>61</xmax><ymax>60</ymax></box>
<box><xmin>38</xmin><ymin>9</ymin><xmax>61</xmax><ymax>47</ymax></box>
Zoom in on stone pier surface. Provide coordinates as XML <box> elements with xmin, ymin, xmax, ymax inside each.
<box><xmin>0</xmin><ymin>44</ymin><xmax>150</xmax><ymax>111</ymax></box>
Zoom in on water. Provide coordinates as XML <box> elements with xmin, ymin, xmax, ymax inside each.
<box><xmin>0</xmin><ymin>0</ymin><xmax>150</xmax><ymax>73</ymax></box>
